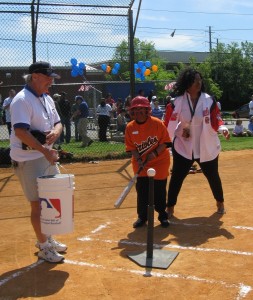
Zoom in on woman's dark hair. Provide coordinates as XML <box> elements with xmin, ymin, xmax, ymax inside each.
<box><xmin>174</xmin><ymin>68</ymin><xmax>205</xmax><ymax>96</ymax></box>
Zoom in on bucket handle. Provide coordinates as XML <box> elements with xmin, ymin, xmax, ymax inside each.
<box><xmin>43</xmin><ymin>162</ymin><xmax>72</xmax><ymax>188</ymax></box>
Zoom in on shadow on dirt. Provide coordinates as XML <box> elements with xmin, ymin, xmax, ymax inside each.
<box><xmin>116</xmin><ymin>212</ymin><xmax>234</xmax><ymax>257</ymax></box>
<box><xmin>0</xmin><ymin>260</ymin><xmax>69</xmax><ymax>298</ymax></box>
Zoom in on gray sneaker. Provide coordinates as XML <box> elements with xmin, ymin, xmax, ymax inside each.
<box><xmin>38</xmin><ymin>245</ymin><xmax>64</xmax><ymax>263</ymax></box>
<box><xmin>36</xmin><ymin>237</ymin><xmax>67</xmax><ymax>253</ymax></box>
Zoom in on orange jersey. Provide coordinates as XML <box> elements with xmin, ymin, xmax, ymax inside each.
<box><xmin>125</xmin><ymin>116</ymin><xmax>171</xmax><ymax>179</ymax></box>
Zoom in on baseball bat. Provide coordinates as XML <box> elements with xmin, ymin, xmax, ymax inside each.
<box><xmin>114</xmin><ymin>160</ymin><xmax>147</xmax><ymax>209</ymax></box>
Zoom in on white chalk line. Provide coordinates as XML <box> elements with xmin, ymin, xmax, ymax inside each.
<box><xmin>0</xmin><ymin>257</ymin><xmax>251</xmax><ymax>299</ymax></box>
<box><xmin>0</xmin><ymin>260</ymin><xmax>43</xmax><ymax>287</ymax></box>
<box><xmin>90</xmin><ymin>222</ymin><xmax>111</xmax><ymax>234</ymax></box>
<box><xmin>64</xmin><ymin>259</ymin><xmax>252</xmax><ymax>300</ymax></box>
<box><xmin>78</xmin><ymin>236</ymin><xmax>253</xmax><ymax>257</ymax></box>
<box><xmin>232</xmin><ymin>226</ymin><xmax>253</xmax><ymax>231</ymax></box>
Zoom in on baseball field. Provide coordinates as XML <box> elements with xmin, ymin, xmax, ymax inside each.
<box><xmin>0</xmin><ymin>150</ymin><xmax>253</xmax><ymax>300</ymax></box>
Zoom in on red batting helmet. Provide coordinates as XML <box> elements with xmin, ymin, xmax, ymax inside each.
<box><xmin>130</xmin><ymin>96</ymin><xmax>151</xmax><ymax>110</ymax></box>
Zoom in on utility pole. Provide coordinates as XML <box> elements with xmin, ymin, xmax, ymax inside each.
<box><xmin>209</xmin><ymin>26</ymin><xmax>212</xmax><ymax>52</ymax></box>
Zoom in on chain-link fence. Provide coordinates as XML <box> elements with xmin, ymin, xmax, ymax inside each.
<box><xmin>0</xmin><ymin>1</ymin><xmax>173</xmax><ymax>165</ymax></box>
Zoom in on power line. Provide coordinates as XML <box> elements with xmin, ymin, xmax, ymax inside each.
<box><xmin>134</xmin><ymin>8</ymin><xmax>253</xmax><ymax>16</ymax></box>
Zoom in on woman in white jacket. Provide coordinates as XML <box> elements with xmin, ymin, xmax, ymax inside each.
<box><xmin>164</xmin><ymin>68</ymin><xmax>230</xmax><ymax>218</ymax></box>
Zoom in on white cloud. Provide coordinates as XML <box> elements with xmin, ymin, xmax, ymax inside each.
<box><xmin>139</xmin><ymin>33</ymin><xmax>203</xmax><ymax>51</ymax></box>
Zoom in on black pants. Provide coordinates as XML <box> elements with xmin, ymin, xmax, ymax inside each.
<box><xmin>6</xmin><ymin>122</ymin><xmax>11</xmax><ymax>136</ymax></box>
<box><xmin>167</xmin><ymin>147</ymin><xmax>224</xmax><ymax>207</ymax></box>
<box><xmin>136</xmin><ymin>177</ymin><xmax>168</xmax><ymax>221</ymax></box>
<box><xmin>60</xmin><ymin>116</ymin><xmax>71</xmax><ymax>143</ymax></box>
<box><xmin>98</xmin><ymin>115</ymin><xmax>110</xmax><ymax>142</ymax></box>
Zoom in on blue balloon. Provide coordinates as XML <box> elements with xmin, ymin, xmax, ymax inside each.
<box><xmin>79</xmin><ymin>69</ymin><xmax>84</xmax><ymax>75</ymax></box>
<box><xmin>114</xmin><ymin>63</ymin><xmax>120</xmax><ymax>70</ymax></box>
<box><xmin>141</xmin><ymin>75</ymin><xmax>146</xmax><ymax>81</ymax></box>
<box><xmin>145</xmin><ymin>61</ymin><xmax>151</xmax><ymax>68</ymax></box>
<box><xmin>72</xmin><ymin>65</ymin><xmax>79</xmax><ymax>72</ymax></box>
<box><xmin>134</xmin><ymin>63</ymin><xmax>138</xmax><ymax>69</ymax></box>
<box><xmin>138</xmin><ymin>61</ymin><xmax>144</xmax><ymax>68</ymax></box>
<box><xmin>70</xmin><ymin>58</ymin><xmax>77</xmax><ymax>66</ymax></box>
<box><xmin>142</xmin><ymin>66</ymin><xmax>146</xmax><ymax>74</ymax></box>
<box><xmin>101</xmin><ymin>64</ymin><xmax>107</xmax><ymax>71</ymax></box>
<box><xmin>71</xmin><ymin>69</ymin><xmax>78</xmax><ymax>77</ymax></box>
<box><xmin>135</xmin><ymin>72</ymin><xmax>141</xmax><ymax>79</ymax></box>
<box><xmin>79</xmin><ymin>62</ymin><xmax>85</xmax><ymax>69</ymax></box>
<box><xmin>112</xmin><ymin>68</ymin><xmax>118</xmax><ymax>75</ymax></box>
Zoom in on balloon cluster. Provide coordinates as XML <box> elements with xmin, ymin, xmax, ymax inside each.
<box><xmin>101</xmin><ymin>63</ymin><xmax>121</xmax><ymax>75</ymax></box>
<box><xmin>70</xmin><ymin>58</ymin><xmax>86</xmax><ymax>77</ymax></box>
<box><xmin>134</xmin><ymin>61</ymin><xmax>158</xmax><ymax>81</ymax></box>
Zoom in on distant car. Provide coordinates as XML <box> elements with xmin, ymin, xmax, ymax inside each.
<box><xmin>231</xmin><ymin>103</ymin><xmax>250</xmax><ymax>118</ymax></box>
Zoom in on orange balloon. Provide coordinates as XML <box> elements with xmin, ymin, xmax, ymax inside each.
<box><xmin>106</xmin><ymin>66</ymin><xmax>111</xmax><ymax>73</ymax></box>
<box><xmin>152</xmin><ymin>65</ymin><xmax>158</xmax><ymax>72</ymax></box>
<box><xmin>144</xmin><ymin>69</ymin><xmax>151</xmax><ymax>76</ymax></box>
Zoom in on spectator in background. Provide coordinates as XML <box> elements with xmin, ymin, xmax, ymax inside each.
<box><xmin>52</xmin><ymin>93</ymin><xmax>62</xmax><ymax>118</ymax></box>
<box><xmin>116</xmin><ymin>97</ymin><xmax>124</xmax><ymax>115</ymax></box>
<box><xmin>116</xmin><ymin>108</ymin><xmax>127</xmax><ymax>133</ymax></box>
<box><xmin>124</xmin><ymin>95</ymin><xmax>132</xmax><ymax>122</ymax></box>
<box><xmin>96</xmin><ymin>98</ymin><xmax>112</xmax><ymax>142</ymax></box>
<box><xmin>151</xmin><ymin>101</ymin><xmax>164</xmax><ymax>120</ymax></box>
<box><xmin>0</xmin><ymin>104</ymin><xmax>3</xmax><ymax>125</ymax></box>
<box><xmin>105</xmin><ymin>93</ymin><xmax>116</xmax><ymax>117</ymax></box>
<box><xmin>72</xmin><ymin>95</ymin><xmax>93</xmax><ymax>147</ymax></box>
<box><xmin>52</xmin><ymin>93</ymin><xmax>63</xmax><ymax>144</ymax></box>
<box><xmin>249</xmin><ymin>95</ymin><xmax>253</xmax><ymax>118</ymax></box>
<box><xmin>147</xmin><ymin>89</ymin><xmax>154</xmax><ymax>102</ymax></box>
<box><xmin>138</xmin><ymin>89</ymin><xmax>145</xmax><ymax>97</ymax></box>
<box><xmin>58</xmin><ymin>91</ymin><xmax>71</xmax><ymax>144</ymax></box>
<box><xmin>150</xmin><ymin>95</ymin><xmax>157</xmax><ymax>109</ymax></box>
<box><xmin>3</xmin><ymin>89</ymin><xmax>16</xmax><ymax>136</ymax></box>
<box><xmin>71</xmin><ymin>97</ymin><xmax>81</xmax><ymax>142</ymax></box>
<box><xmin>246</xmin><ymin>116</ymin><xmax>253</xmax><ymax>136</ymax></box>
<box><xmin>232</xmin><ymin>119</ymin><xmax>247</xmax><ymax>137</ymax></box>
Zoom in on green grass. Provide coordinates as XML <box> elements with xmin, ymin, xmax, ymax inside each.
<box><xmin>0</xmin><ymin>134</ymin><xmax>252</xmax><ymax>163</ymax></box>
<box><xmin>60</xmin><ymin>140</ymin><xmax>128</xmax><ymax>161</ymax></box>
<box><xmin>219</xmin><ymin>134</ymin><xmax>253</xmax><ymax>151</ymax></box>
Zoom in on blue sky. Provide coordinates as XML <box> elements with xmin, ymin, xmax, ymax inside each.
<box><xmin>1</xmin><ymin>0</ymin><xmax>253</xmax><ymax>67</ymax></box>
<box><xmin>132</xmin><ymin>0</ymin><xmax>253</xmax><ymax>52</ymax></box>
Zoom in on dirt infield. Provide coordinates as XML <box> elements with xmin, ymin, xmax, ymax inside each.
<box><xmin>0</xmin><ymin>150</ymin><xmax>253</xmax><ymax>300</ymax></box>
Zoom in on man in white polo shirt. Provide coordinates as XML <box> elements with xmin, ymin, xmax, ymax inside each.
<box><xmin>10</xmin><ymin>61</ymin><xmax>66</xmax><ymax>263</ymax></box>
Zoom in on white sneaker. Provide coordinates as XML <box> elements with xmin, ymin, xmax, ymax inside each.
<box><xmin>48</xmin><ymin>236</ymin><xmax>68</xmax><ymax>252</ymax></box>
<box><xmin>35</xmin><ymin>237</ymin><xmax>67</xmax><ymax>253</ymax></box>
<box><xmin>38</xmin><ymin>245</ymin><xmax>64</xmax><ymax>263</ymax></box>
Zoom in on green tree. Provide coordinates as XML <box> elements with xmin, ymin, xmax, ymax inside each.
<box><xmin>206</xmin><ymin>42</ymin><xmax>253</xmax><ymax>108</ymax></box>
<box><xmin>111</xmin><ymin>38</ymin><xmax>176</xmax><ymax>99</ymax></box>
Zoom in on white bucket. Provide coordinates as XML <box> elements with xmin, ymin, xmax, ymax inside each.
<box><xmin>37</xmin><ymin>174</ymin><xmax>75</xmax><ymax>235</ymax></box>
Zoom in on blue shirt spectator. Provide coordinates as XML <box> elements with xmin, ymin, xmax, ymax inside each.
<box><xmin>151</xmin><ymin>101</ymin><xmax>164</xmax><ymax>120</ymax></box>
<box><xmin>78</xmin><ymin>98</ymin><xmax>89</xmax><ymax>118</ymax></box>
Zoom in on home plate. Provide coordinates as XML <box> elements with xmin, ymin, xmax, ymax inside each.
<box><xmin>127</xmin><ymin>249</ymin><xmax>179</xmax><ymax>269</ymax></box>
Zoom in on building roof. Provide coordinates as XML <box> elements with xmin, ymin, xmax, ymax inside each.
<box><xmin>158</xmin><ymin>51</ymin><xmax>210</xmax><ymax>64</ymax></box>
